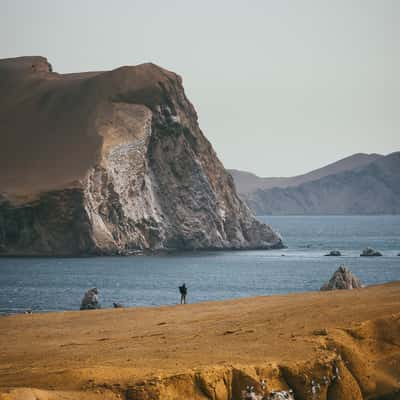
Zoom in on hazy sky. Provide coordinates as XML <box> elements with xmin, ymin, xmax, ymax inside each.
<box><xmin>1</xmin><ymin>0</ymin><xmax>398</xmax><ymax>176</ymax></box>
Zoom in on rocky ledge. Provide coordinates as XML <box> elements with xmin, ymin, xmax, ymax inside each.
<box><xmin>0</xmin><ymin>57</ymin><xmax>282</xmax><ymax>256</ymax></box>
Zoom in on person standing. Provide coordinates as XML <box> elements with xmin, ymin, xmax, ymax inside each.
<box><xmin>179</xmin><ymin>283</ymin><xmax>187</xmax><ymax>304</ymax></box>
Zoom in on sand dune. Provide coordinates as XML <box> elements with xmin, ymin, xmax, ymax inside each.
<box><xmin>0</xmin><ymin>282</ymin><xmax>399</xmax><ymax>399</ymax></box>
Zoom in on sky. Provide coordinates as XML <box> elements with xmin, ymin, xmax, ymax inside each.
<box><xmin>1</xmin><ymin>0</ymin><xmax>398</xmax><ymax>177</ymax></box>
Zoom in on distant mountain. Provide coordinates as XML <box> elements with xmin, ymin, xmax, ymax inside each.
<box><xmin>230</xmin><ymin>152</ymin><xmax>400</xmax><ymax>215</ymax></box>
<box><xmin>229</xmin><ymin>153</ymin><xmax>383</xmax><ymax>195</ymax></box>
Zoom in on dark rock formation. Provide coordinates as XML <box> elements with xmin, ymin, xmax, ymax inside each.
<box><xmin>320</xmin><ymin>265</ymin><xmax>364</xmax><ymax>291</ymax></box>
<box><xmin>360</xmin><ymin>247</ymin><xmax>382</xmax><ymax>257</ymax></box>
<box><xmin>113</xmin><ymin>302</ymin><xmax>123</xmax><ymax>308</ymax></box>
<box><xmin>231</xmin><ymin>152</ymin><xmax>400</xmax><ymax>215</ymax></box>
<box><xmin>0</xmin><ymin>56</ymin><xmax>283</xmax><ymax>256</ymax></box>
<box><xmin>325</xmin><ymin>250</ymin><xmax>342</xmax><ymax>256</ymax></box>
<box><xmin>80</xmin><ymin>288</ymin><xmax>100</xmax><ymax>310</ymax></box>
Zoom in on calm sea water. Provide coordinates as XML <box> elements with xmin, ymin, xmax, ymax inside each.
<box><xmin>0</xmin><ymin>216</ymin><xmax>399</xmax><ymax>315</ymax></box>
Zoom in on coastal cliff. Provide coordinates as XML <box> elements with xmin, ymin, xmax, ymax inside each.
<box><xmin>0</xmin><ymin>56</ymin><xmax>282</xmax><ymax>255</ymax></box>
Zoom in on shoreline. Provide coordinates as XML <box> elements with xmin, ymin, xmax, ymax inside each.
<box><xmin>1</xmin><ymin>280</ymin><xmax>398</xmax><ymax>318</ymax></box>
<box><xmin>0</xmin><ymin>242</ymin><xmax>286</xmax><ymax>258</ymax></box>
<box><xmin>1</xmin><ymin>282</ymin><xmax>399</xmax><ymax>399</ymax></box>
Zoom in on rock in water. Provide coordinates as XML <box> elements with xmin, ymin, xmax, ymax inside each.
<box><xmin>320</xmin><ymin>265</ymin><xmax>364</xmax><ymax>291</ymax></box>
<box><xmin>325</xmin><ymin>250</ymin><xmax>342</xmax><ymax>256</ymax></box>
<box><xmin>0</xmin><ymin>57</ymin><xmax>283</xmax><ymax>256</ymax></box>
<box><xmin>360</xmin><ymin>247</ymin><xmax>382</xmax><ymax>257</ymax></box>
<box><xmin>80</xmin><ymin>288</ymin><xmax>100</xmax><ymax>310</ymax></box>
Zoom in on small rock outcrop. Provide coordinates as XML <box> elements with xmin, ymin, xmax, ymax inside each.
<box><xmin>360</xmin><ymin>247</ymin><xmax>382</xmax><ymax>257</ymax></box>
<box><xmin>113</xmin><ymin>302</ymin><xmax>123</xmax><ymax>308</ymax></box>
<box><xmin>0</xmin><ymin>56</ymin><xmax>283</xmax><ymax>256</ymax></box>
<box><xmin>325</xmin><ymin>250</ymin><xmax>342</xmax><ymax>256</ymax></box>
<box><xmin>241</xmin><ymin>385</ymin><xmax>295</xmax><ymax>400</ymax></box>
<box><xmin>320</xmin><ymin>265</ymin><xmax>364</xmax><ymax>291</ymax></box>
<box><xmin>80</xmin><ymin>288</ymin><xmax>100</xmax><ymax>310</ymax></box>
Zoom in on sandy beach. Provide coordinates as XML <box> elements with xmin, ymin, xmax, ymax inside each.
<box><xmin>0</xmin><ymin>282</ymin><xmax>399</xmax><ymax>399</ymax></box>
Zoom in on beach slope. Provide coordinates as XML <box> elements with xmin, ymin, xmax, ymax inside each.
<box><xmin>0</xmin><ymin>282</ymin><xmax>399</xmax><ymax>399</ymax></box>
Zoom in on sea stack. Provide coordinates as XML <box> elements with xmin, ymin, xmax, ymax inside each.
<box><xmin>0</xmin><ymin>56</ymin><xmax>283</xmax><ymax>256</ymax></box>
<box><xmin>320</xmin><ymin>265</ymin><xmax>364</xmax><ymax>291</ymax></box>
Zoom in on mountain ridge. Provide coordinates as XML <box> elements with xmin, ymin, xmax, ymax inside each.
<box><xmin>229</xmin><ymin>152</ymin><xmax>383</xmax><ymax>195</ymax></box>
<box><xmin>231</xmin><ymin>152</ymin><xmax>400</xmax><ymax>215</ymax></box>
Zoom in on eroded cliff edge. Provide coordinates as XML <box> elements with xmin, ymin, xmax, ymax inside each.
<box><xmin>0</xmin><ymin>56</ymin><xmax>282</xmax><ymax>255</ymax></box>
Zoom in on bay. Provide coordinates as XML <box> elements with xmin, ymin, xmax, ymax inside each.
<box><xmin>0</xmin><ymin>215</ymin><xmax>399</xmax><ymax>314</ymax></box>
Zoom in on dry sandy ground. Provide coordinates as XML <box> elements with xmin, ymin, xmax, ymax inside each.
<box><xmin>0</xmin><ymin>282</ymin><xmax>399</xmax><ymax>400</ymax></box>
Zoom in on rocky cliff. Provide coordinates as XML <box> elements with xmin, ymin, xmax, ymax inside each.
<box><xmin>0</xmin><ymin>56</ymin><xmax>282</xmax><ymax>256</ymax></box>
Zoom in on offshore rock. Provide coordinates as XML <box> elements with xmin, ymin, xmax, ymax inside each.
<box><xmin>80</xmin><ymin>288</ymin><xmax>100</xmax><ymax>310</ymax></box>
<box><xmin>320</xmin><ymin>265</ymin><xmax>364</xmax><ymax>291</ymax></box>
<box><xmin>0</xmin><ymin>56</ymin><xmax>283</xmax><ymax>256</ymax></box>
<box><xmin>360</xmin><ymin>247</ymin><xmax>382</xmax><ymax>257</ymax></box>
<box><xmin>324</xmin><ymin>250</ymin><xmax>342</xmax><ymax>256</ymax></box>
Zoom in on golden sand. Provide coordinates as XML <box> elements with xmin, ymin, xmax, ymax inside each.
<box><xmin>0</xmin><ymin>282</ymin><xmax>399</xmax><ymax>399</ymax></box>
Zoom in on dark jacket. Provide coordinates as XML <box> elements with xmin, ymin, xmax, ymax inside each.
<box><xmin>179</xmin><ymin>285</ymin><xmax>187</xmax><ymax>295</ymax></box>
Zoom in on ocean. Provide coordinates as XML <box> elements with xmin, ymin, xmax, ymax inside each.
<box><xmin>0</xmin><ymin>215</ymin><xmax>399</xmax><ymax>315</ymax></box>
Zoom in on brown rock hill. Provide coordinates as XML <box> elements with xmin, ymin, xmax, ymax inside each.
<box><xmin>229</xmin><ymin>153</ymin><xmax>382</xmax><ymax>195</ymax></box>
<box><xmin>231</xmin><ymin>152</ymin><xmax>400</xmax><ymax>215</ymax></box>
<box><xmin>0</xmin><ymin>56</ymin><xmax>282</xmax><ymax>255</ymax></box>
